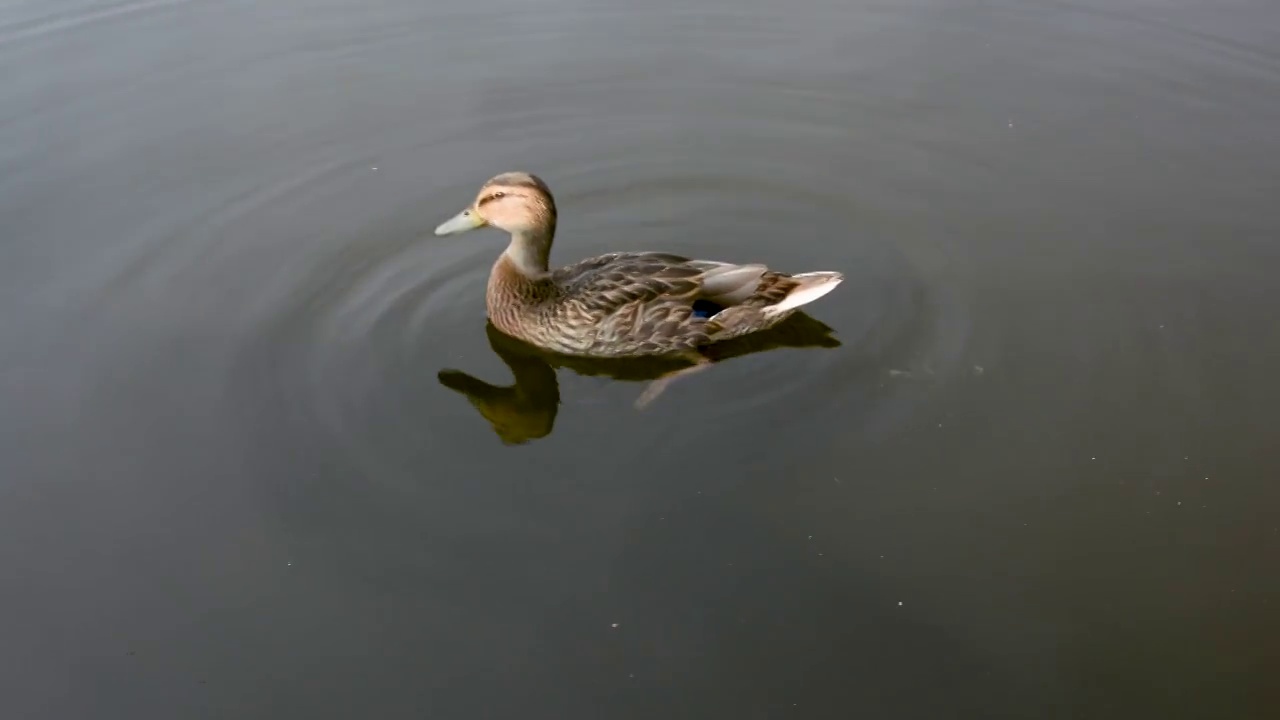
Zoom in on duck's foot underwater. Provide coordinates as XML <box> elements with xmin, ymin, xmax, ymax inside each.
<box><xmin>634</xmin><ymin>355</ymin><xmax>714</xmax><ymax>409</ymax></box>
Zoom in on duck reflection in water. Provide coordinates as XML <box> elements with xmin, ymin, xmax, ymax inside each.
<box><xmin>437</xmin><ymin>313</ymin><xmax>841</xmax><ymax>445</ymax></box>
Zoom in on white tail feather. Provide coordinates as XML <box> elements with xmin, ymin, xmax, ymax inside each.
<box><xmin>764</xmin><ymin>271</ymin><xmax>844</xmax><ymax>316</ymax></box>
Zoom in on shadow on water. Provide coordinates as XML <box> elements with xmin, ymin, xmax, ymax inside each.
<box><xmin>438</xmin><ymin>313</ymin><xmax>841</xmax><ymax>444</ymax></box>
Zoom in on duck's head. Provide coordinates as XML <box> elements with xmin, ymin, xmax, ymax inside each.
<box><xmin>433</xmin><ymin>172</ymin><xmax>557</xmax><ymax>238</ymax></box>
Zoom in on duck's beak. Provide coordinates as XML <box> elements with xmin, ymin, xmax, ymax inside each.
<box><xmin>434</xmin><ymin>207</ymin><xmax>486</xmax><ymax>236</ymax></box>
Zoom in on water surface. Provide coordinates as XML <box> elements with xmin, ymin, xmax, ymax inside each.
<box><xmin>2</xmin><ymin>0</ymin><xmax>1279</xmax><ymax>717</ymax></box>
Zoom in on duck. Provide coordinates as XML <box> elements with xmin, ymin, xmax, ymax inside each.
<box><xmin>433</xmin><ymin>171</ymin><xmax>843</xmax><ymax>360</ymax></box>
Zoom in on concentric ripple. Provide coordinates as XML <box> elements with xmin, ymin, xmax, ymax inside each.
<box><xmin>217</xmin><ymin>146</ymin><xmax>971</xmax><ymax>495</ymax></box>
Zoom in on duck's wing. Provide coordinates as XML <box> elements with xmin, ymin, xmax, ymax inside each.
<box><xmin>555</xmin><ymin>253</ymin><xmax>775</xmax><ymax>307</ymax></box>
<box><xmin>556</xmin><ymin>252</ymin><xmax>695</xmax><ymax>304</ymax></box>
<box><xmin>553</xmin><ymin>253</ymin><xmax>705</xmax><ymax>352</ymax></box>
<box><xmin>552</xmin><ymin>252</ymin><xmax>781</xmax><ymax>352</ymax></box>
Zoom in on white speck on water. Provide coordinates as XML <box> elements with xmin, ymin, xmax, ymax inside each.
<box><xmin>610</xmin><ymin>623</ymin><xmax>619</xmax><ymax>628</ymax></box>
<box><xmin>1091</xmin><ymin>457</ymin><xmax>1096</xmax><ymax>460</ymax></box>
<box><xmin>898</xmin><ymin>601</ymin><xmax>903</xmax><ymax>606</ymax></box>
<box><xmin>808</xmin><ymin>535</ymin><xmax>813</xmax><ymax>540</ymax></box>
<box><xmin>1177</xmin><ymin>502</ymin><xmax>1182</xmax><ymax>506</ymax></box>
<box><xmin>1008</xmin><ymin>122</ymin><xmax>1014</xmax><ymax>128</ymax></box>
<box><xmin>973</xmin><ymin>365</ymin><xmax>985</xmax><ymax>375</ymax></box>
<box><xmin>371</xmin><ymin>166</ymin><xmax>378</xmax><ymax>171</ymax></box>
<box><xmin>287</xmin><ymin>562</ymin><xmax>291</xmax><ymax>566</ymax></box>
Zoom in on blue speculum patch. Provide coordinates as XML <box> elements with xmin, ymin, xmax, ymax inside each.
<box><xmin>690</xmin><ymin>299</ymin><xmax>724</xmax><ymax>319</ymax></box>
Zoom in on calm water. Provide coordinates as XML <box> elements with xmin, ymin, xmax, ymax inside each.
<box><xmin>3</xmin><ymin>0</ymin><xmax>1279</xmax><ymax>717</ymax></box>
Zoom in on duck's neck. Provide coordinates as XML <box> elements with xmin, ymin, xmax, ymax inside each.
<box><xmin>502</xmin><ymin>228</ymin><xmax>553</xmax><ymax>279</ymax></box>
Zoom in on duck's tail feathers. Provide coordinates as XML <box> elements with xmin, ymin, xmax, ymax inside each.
<box><xmin>764</xmin><ymin>271</ymin><xmax>844</xmax><ymax>317</ymax></box>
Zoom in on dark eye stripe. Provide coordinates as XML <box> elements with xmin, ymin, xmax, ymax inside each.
<box><xmin>477</xmin><ymin>191</ymin><xmax>508</xmax><ymax>206</ymax></box>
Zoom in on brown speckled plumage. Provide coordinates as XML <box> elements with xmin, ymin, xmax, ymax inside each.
<box><xmin>434</xmin><ymin>172</ymin><xmax>842</xmax><ymax>359</ymax></box>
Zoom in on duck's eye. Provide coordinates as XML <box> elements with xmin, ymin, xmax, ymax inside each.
<box><xmin>491</xmin><ymin>192</ymin><xmax>505</xmax><ymax>199</ymax></box>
